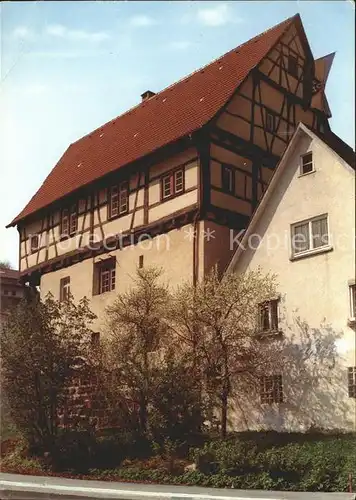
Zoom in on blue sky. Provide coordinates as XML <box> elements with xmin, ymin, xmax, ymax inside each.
<box><xmin>1</xmin><ymin>1</ymin><xmax>354</xmax><ymax>268</ymax></box>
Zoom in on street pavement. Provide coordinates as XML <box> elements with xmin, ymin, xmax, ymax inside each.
<box><xmin>0</xmin><ymin>473</ymin><xmax>355</xmax><ymax>500</ymax></box>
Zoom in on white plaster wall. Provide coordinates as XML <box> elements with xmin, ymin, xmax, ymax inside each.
<box><xmin>232</xmin><ymin>135</ymin><xmax>356</xmax><ymax>431</ymax></box>
<box><xmin>40</xmin><ymin>224</ymin><xmax>195</xmax><ymax>332</ymax></box>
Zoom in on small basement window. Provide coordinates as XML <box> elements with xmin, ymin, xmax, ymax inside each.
<box><xmin>91</xmin><ymin>332</ymin><xmax>100</xmax><ymax>348</ymax></box>
<box><xmin>260</xmin><ymin>375</ymin><xmax>284</xmax><ymax>404</ymax></box>
<box><xmin>300</xmin><ymin>152</ymin><xmax>314</xmax><ymax>175</ymax></box>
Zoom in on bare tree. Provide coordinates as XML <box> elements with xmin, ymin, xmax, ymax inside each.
<box><xmin>1</xmin><ymin>292</ymin><xmax>96</xmax><ymax>452</ymax></box>
<box><xmin>170</xmin><ymin>267</ymin><xmax>283</xmax><ymax>438</ymax></box>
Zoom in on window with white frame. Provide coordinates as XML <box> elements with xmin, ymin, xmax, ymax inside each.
<box><xmin>60</xmin><ymin>276</ymin><xmax>70</xmax><ymax>302</ymax></box>
<box><xmin>300</xmin><ymin>152</ymin><xmax>314</xmax><ymax>175</ymax></box>
<box><xmin>260</xmin><ymin>375</ymin><xmax>284</xmax><ymax>404</ymax></box>
<box><xmin>109</xmin><ymin>182</ymin><xmax>129</xmax><ymax>218</ymax></box>
<box><xmin>258</xmin><ymin>299</ymin><xmax>279</xmax><ymax>333</ymax></box>
<box><xmin>61</xmin><ymin>209</ymin><xmax>69</xmax><ymax>237</ymax></box>
<box><xmin>291</xmin><ymin>215</ymin><xmax>329</xmax><ymax>257</ymax></box>
<box><xmin>161</xmin><ymin>169</ymin><xmax>184</xmax><ymax>200</ymax></box>
<box><xmin>348</xmin><ymin>367</ymin><xmax>356</xmax><ymax>398</ymax></box>
<box><xmin>349</xmin><ymin>284</ymin><xmax>356</xmax><ymax>321</ymax></box>
<box><xmin>69</xmin><ymin>204</ymin><xmax>78</xmax><ymax>234</ymax></box>
<box><xmin>61</xmin><ymin>204</ymin><xmax>77</xmax><ymax>237</ymax></box>
<box><xmin>94</xmin><ymin>259</ymin><xmax>116</xmax><ymax>294</ymax></box>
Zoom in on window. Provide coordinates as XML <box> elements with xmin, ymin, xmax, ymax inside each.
<box><xmin>109</xmin><ymin>182</ymin><xmax>129</xmax><ymax>218</ymax></box>
<box><xmin>258</xmin><ymin>300</ymin><xmax>279</xmax><ymax>333</ymax></box>
<box><xmin>288</xmin><ymin>55</ymin><xmax>298</xmax><ymax>78</ymax></box>
<box><xmin>61</xmin><ymin>204</ymin><xmax>77</xmax><ymax>237</ymax></box>
<box><xmin>260</xmin><ymin>375</ymin><xmax>284</xmax><ymax>404</ymax></box>
<box><xmin>11</xmin><ymin>291</ymin><xmax>16</xmax><ymax>296</ymax></box>
<box><xmin>266</xmin><ymin>111</ymin><xmax>276</xmax><ymax>133</ymax></box>
<box><xmin>61</xmin><ymin>209</ymin><xmax>69</xmax><ymax>237</ymax></box>
<box><xmin>139</xmin><ymin>255</ymin><xmax>144</xmax><ymax>269</ymax></box>
<box><xmin>91</xmin><ymin>332</ymin><xmax>100</xmax><ymax>348</ymax></box>
<box><xmin>60</xmin><ymin>277</ymin><xmax>70</xmax><ymax>302</ymax></box>
<box><xmin>300</xmin><ymin>152</ymin><xmax>314</xmax><ymax>175</ymax></box>
<box><xmin>69</xmin><ymin>204</ymin><xmax>78</xmax><ymax>234</ymax></box>
<box><xmin>30</xmin><ymin>234</ymin><xmax>39</xmax><ymax>253</ymax></box>
<box><xmin>95</xmin><ymin>259</ymin><xmax>116</xmax><ymax>294</ymax></box>
<box><xmin>349</xmin><ymin>284</ymin><xmax>356</xmax><ymax>321</ymax></box>
<box><xmin>291</xmin><ymin>215</ymin><xmax>329</xmax><ymax>257</ymax></box>
<box><xmin>221</xmin><ymin>165</ymin><xmax>234</xmax><ymax>194</ymax></box>
<box><xmin>161</xmin><ymin>169</ymin><xmax>184</xmax><ymax>200</ymax></box>
<box><xmin>348</xmin><ymin>367</ymin><xmax>356</xmax><ymax>398</ymax></box>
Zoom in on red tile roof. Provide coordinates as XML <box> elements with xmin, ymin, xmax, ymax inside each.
<box><xmin>8</xmin><ymin>15</ymin><xmax>297</xmax><ymax>227</ymax></box>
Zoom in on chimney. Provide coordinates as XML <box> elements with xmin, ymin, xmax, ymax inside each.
<box><xmin>141</xmin><ymin>90</ymin><xmax>156</xmax><ymax>101</ymax></box>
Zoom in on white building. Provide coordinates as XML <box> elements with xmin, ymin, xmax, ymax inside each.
<box><xmin>227</xmin><ymin>123</ymin><xmax>355</xmax><ymax>431</ymax></box>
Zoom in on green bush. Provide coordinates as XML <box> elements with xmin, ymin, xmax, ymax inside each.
<box><xmin>190</xmin><ymin>433</ymin><xmax>356</xmax><ymax>492</ymax></box>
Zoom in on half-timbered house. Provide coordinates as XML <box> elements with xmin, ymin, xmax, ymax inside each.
<box><xmin>7</xmin><ymin>14</ymin><xmax>351</xmax><ymax>331</ymax></box>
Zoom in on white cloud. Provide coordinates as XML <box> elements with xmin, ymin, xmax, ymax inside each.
<box><xmin>128</xmin><ymin>15</ymin><xmax>156</xmax><ymax>27</ymax></box>
<box><xmin>45</xmin><ymin>24</ymin><xmax>110</xmax><ymax>42</ymax></box>
<box><xmin>197</xmin><ymin>4</ymin><xmax>243</xmax><ymax>27</ymax></box>
<box><xmin>12</xmin><ymin>26</ymin><xmax>34</xmax><ymax>40</ymax></box>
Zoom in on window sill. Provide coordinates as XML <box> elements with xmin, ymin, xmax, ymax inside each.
<box><xmin>298</xmin><ymin>169</ymin><xmax>316</xmax><ymax>178</ymax></box>
<box><xmin>290</xmin><ymin>245</ymin><xmax>333</xmax><ymax>261</ymax></box>
<box><xmin>108</xmin><ymin>210</ymin><xmax>129</xmax><ymax>222</ymax></box>
<box><xmin>60</xmin><ymin>233</ymin><xmax>77</xmax><ymax>241</ymax></box>
<box><xmin>256</xmin><ymin>329</ymin><xmax>283</xmax><ymax>338</ymax></box>
<box><xmin>161</xmin><ymin>190</ymin><xmax>185</xmax><ymax>203</ymax></box>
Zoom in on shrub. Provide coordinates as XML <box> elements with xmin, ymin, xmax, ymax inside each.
<box><xmin>191</xmin><ymin>433</ymin><xmax>356</xmax><ymax>492</ymax></box>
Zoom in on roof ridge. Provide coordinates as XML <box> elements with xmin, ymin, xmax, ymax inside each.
<box><xmin>70</xmin><ymin>14</ymin><xmax>296</xmax><ymax>146</ymax></box>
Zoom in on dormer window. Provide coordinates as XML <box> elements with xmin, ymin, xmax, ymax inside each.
<box><xmin>109</xmin><ymin>181</ymin><xmax>129</xmax><ymax>219</ymax></box>
<box><xmin>300</xmin><ymin>152</ymin><xmax>314</xmax><ymax>175</ymax></box>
